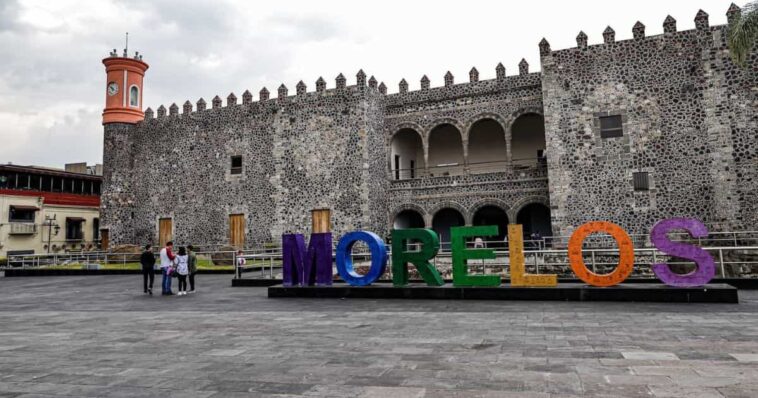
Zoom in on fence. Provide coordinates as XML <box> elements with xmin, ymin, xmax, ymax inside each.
<box><xmin>233</xmin><ymin>244</ymin><xmax>758</xmax><ymax>280</ymax></box>
<box><xmin>4</xmin><ymin>250</ymin><xmax>237</xmax><ymax>270</ymax></box>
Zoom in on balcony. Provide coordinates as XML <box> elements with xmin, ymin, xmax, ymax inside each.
<box><xmin>389</xmin><ymin>159</ymin><xmax>548</xmax><ymax>190</ymax></box>
<box><xmin>9</xmin><ymin>223</ymin><xmax>37</xmax><ymax>235</ymax></box>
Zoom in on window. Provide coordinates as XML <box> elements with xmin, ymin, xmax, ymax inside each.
<box><xmin>410</xmin><ymin>160</ymin><xmax>416</xmax><ymax>179</ymax></box>
<box><xmin>52</xmin><ymin>177</ymin><xmax>62</xmax><ymax>192</ymax></box>
<box><xmin>93</xmin><ymin>218</ymin><xmax>100</xmax><ymax>241</ymax></box>
<box><xmin>394</xmin><ymin>155</ymin><xmax>400</xmax><ymax>180</ymax></box>
<box><xmin>633</xmin><ymin>172</ymin><xmax>650</xmax><ymax>191</ymax></box>
<box><xmin>66</xmin><ymin>218</ymin><xmax>84</xmax><ymax>241</ymax></box>
<box><xmin>599</xmin><ymin>115</ymin><xmax>623</xmax><ymax>138</ymax></box>
<box><xmin>9</xmin><ymin>206</ymin><xmax>37</xmax><ymax>223</ymax></box>
<box><xmin>129</xmin><ymin>85</ymin><xmax>139</xmax><ymax>107</ymax></box>
<box><xmin>230</xmin><ymin>155</ymin><xmax>243</xmax><ymax>175</ymax></box>
<box><xmin>93</xmin><ymin>181</ymin><xmax>102</xmax><ymax>195</ymax></box>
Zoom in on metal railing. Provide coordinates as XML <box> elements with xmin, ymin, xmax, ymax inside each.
<box><xmin>390</xmin><ymin>157</ymin><xmax>547</xmax><ymax>180</ymax></box>
<box><xmin>233</xmin><ymin>244</ymin><xmax>758</xmax><ymax>280</ymax></box>
<box><xmin>4</xmin><ymin>250</ymin><xmax>237</xmax><ymax>270</ymax></box>
<box><xmin>543</xmin><ymin>230</ymin><xmax>758</xmax><ymax>249</ymax></box>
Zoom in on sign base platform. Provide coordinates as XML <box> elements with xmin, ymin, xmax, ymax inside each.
<box><xmin>267</xmin><ymin>283</ymin><xmax>738</xmax><ymax>303</ymax></box>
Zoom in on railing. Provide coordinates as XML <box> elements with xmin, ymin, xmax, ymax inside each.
<box><xmin>233</xmin><ymin>243</ymin><xmax>758</xmax><ymax>280</ymax></box>
<box><xmin>391</xmin><ymin>157</ymin><xmax>547</xmax><ymax>180</ymax></box>
<box><xmin>4</xmin><ymin>250</ymin><xmax>236</xmax><ymax>270</ymax></box>
<box><xmin>9</xmin><ymin>223</ymin><xmax>37</xmax><ymax>235</ymax></box>
<box><xmin>543</xmin><ymin>230</ymin><xmax>758</xmax><ymax>249</ymax></box>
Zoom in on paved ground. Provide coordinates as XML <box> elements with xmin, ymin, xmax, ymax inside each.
<box><xmin>0</xmin><ymin>276</ymin><xmax>756</xmax><ymax>397</ymax></box>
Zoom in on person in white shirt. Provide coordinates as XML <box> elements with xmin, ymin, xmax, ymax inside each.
<box><xmin>175</xmin><ymin>246</ymin><xmax>189</xmax><ymax>296</ymax></box>
<box><xmin>159</xmin><ymin>241</ymin><xmax>176</xmax><ymax>295</ymax></box>
<box><xmin>236</xmin><ymin>250</ymin><xmax>246</xmax><ymax>279</ymax></box>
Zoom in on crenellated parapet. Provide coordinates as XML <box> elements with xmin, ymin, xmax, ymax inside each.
<box><xmin>139</xmin><ymin>7</ymin><xmax>741</xmax><ymax>124</ymax></box>
<box><xmin>142</xmin><ymin>70</ymin><xmax>389</xmax><ymax>122</ymax></box>
<box><xmin>542</xmin><ymin>7</ymin><xmax>736</xmax><ymax>59</ymax></box>
<box><xmin>383</xmin><ymin>60</ymin><xmax>542</xmax><ymax>110</ymax></box>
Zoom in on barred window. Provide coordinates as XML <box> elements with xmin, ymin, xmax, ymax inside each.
<box><xmin>230</xmin><ymin>156</ymin><xmax>243</xmax><ymax>175</ymax></box>
<box><xmin>633</xmin><ymin>172</ymin><xmax>649</xmax><ymax>191</ymax></box>
<box><xmin>599</xmin><ymin>115</ymin><xmax>623</xmax><ymax>138</ymax></box>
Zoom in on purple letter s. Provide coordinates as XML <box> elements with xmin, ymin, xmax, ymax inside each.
<box><xmin>650</xmin><ymin>218</ymin><xmax>716</xmax><ymax>287</ymax></box>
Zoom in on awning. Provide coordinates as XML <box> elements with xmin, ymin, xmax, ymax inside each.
<box><xmin>10</xmin><ymin>205</ymin><xmax>39</xmax><ymax>211</ymax></box>
<box><xmin>66</xmin><ymin>217</ymin><xmax>86</xmax><ymax>222</ymax></box>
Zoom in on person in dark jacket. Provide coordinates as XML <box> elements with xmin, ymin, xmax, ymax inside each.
<box><xmin>140</xmin><ymin>244</ymin><xmax>156</xmax><ymax>295</ymax></box>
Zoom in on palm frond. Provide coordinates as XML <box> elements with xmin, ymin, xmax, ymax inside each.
<box><xmin>728</xmin><ymin>1</ymin><xmax>758</xmax><ymax>67</ymax></box>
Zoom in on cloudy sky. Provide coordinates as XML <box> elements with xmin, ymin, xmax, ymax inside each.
<box><xmin>0</xmin><ymin>0</ymin><xmax>735</xmax><ymax>167</ymax></box>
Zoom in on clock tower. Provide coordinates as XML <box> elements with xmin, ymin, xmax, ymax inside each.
<box><xmin>102</xmin><ymin>48</ymin><xmax>149</xmax><ymax>125</ymax></box>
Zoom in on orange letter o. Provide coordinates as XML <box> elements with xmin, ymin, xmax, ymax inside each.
<box><xmin>568</xmin><ymin>221</ymin><xmax>634</xmax><ymax>287</ymax></box>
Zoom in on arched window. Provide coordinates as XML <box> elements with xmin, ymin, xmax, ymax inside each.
<box><xmin>511</xmin><ymin>113</ymin><xmax>546</xmax><ymax>167</ymax></box>
<box><xmin>129</xmin><ymin>85</ymin><xmax>140</xmax><ymax>107</ymax></box>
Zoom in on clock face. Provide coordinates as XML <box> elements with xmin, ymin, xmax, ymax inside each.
<box><xmin>107</xmin><ymin>82</ymin><xmax>119</xmax><ymax>96</ymax></box>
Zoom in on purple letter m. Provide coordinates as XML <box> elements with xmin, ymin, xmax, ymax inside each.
<box><xmin>282</xmin><ymin>233</ymin><xmax>333</xmax><ymax>286</ymax></box>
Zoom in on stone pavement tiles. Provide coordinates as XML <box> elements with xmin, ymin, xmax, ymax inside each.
<box><xmin>0</xmin><ymin>275</ymin><xmax>756</xmax><ymax>397</ymax></box>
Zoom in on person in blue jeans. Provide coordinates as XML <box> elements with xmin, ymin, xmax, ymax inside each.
<box><xmin>159</xmin><ymin>241</ymin><xmax>176</xmax><ymax>295</ymax></box>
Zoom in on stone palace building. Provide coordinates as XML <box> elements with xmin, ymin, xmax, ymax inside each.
<box><xmin>100</xmin><ymin>6</ymin><xmax>756</xmax><ymax>249</ymax></box>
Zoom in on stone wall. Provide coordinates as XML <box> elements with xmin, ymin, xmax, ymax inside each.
<box><xmin>540</xmin><ymin>12</ymin><xmax>757</xmax><ymax>237</ymax></box>
<box><xmin>102</xmin><ymin>7</ymin><xmax>756</xmax><ymax>248</ymax></box>
<box><xmin>102</xmin><ymin>81</ymin><xmax>387</xmax><ymax>247</ymax></box>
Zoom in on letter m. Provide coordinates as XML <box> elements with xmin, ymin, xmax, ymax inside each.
<box><xmin>282</xmin><ymin>233</ymin><xmax>333</xmax><ymax>286</ymax></box>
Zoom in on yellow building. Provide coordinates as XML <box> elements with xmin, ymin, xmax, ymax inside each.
<box><xmin>0</xmin><ymin>163</ymin><xmax>103</xmax><ymax>259</ymax></box>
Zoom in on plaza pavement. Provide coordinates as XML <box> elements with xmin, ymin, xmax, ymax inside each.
<box><xmin>0</xmin><ymin>275</ymin><xmax>756</xmax><ymax>397</ymax></box>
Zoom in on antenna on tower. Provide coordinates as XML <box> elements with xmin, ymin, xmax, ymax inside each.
<box><xmin>123</xmin><ymin>32</ymin><xmax>128</xmax><ymax>57</ymax></box>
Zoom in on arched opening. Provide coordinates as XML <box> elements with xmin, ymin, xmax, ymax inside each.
<box><xmin>516</xmin><ymin>203</ymin><xmax>552</xmax><ymax>242</ymax></box>
<box><xmin>393</xmin><ymin>209</ymin><xmax>425</xmax><ymax>229</ymax></box>
<box><xmin>472</xmin><ymin>205</ymin><xmax>509</xmax><ymax>246</ymax></box>
<box><xmin>428</xmin><ymin>124</ymin><xmax>464</xmax><ymax>177</ymax></box>
<box><xmin>511</xmin><ymin>113</ymin><xmax>546</xmax><ymax>167</ymax></box>
<box><xmin>390</xmin><ymin>129</ymin><xmax>424</xmax><ymax>180</ymax></box>
<box><xmin>129</xmin><ymin>85</ymin><xmax>140</xmax><ymax>107</ymax></box>
<box><xmin>432</xmin><ymin>208</ymin><xmax>465</xmax><ymax>250</ymax></box>
<box><xmin>468</xmin><ymin>119</ymin><xmax>507</xmax><ymax>174</ymax></box>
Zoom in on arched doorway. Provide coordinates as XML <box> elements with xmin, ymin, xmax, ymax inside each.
<box><xmin>468</xmin><ymin>119</ymin><xmax>507</xmax><ymax>173</ymax></box>
<box><xmin>393</xmin><ymin>209</ymin><xmax>425</xmax><ymax>229</ymax></box>
<box><xmin>511</xmin><ymin>113</ymin><xmax>546</xmax><ymax>167</ymax></box>
<box><xmin>428</xmin><ymin>124</ymin><xmax>464</xmax><ymax>177</ymax></box>
<box><xmin>472</xmin><ymin>205</ymin><xmax>509</xmax><ymax>246</ymax></box>
<box><xmin>516</xmin><ymin>203</ymin><xmax>552</xmax><ymax>240</ymax></box>
<box><xmin>432</xmin><ymin>208</ymin><xmax>465</xmax><ymax>250</ymax></box>
<box><xmin>390</xmin><ymin>128</ymin><xmax>424</xmax><ymax>180</ymax></box>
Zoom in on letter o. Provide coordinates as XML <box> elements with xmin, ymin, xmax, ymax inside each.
<box><xmin>568</xmin><ymin>221</ymin><xmax>634</xmax><ymax>287</ymax></box>
<box><xmin>336</xmin><ymin>231</ymin><xmax>387</xmax><ymax>286</ymax></box>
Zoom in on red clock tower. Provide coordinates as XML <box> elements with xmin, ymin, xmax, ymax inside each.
<box><xmin>102</xmin><ymin>48</ymin><xmax>149</xmax><ymax>125</ymax></box>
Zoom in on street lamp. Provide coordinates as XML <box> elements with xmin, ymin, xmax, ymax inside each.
<box><xmin>42</xmin><ymin>215</ymin><xmax>60</xmax><ymax>254</ymax></box>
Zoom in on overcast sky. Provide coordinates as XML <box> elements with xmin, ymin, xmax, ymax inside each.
<box><xmin>0</xmin><ymin>0</ymin><xmax>736</xmax><ymax>167</ymax></box>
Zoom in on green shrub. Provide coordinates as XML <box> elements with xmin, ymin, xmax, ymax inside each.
<box><xmin>0</xmin><ymin>257</ymin><xmax>6</xmax><ymax>267</ymax></box>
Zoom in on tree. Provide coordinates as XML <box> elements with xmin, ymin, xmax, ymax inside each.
<box><xmin>728</xmin><ymin>1</ymin><xmax>758</xmax><ymax>67</ymax></box>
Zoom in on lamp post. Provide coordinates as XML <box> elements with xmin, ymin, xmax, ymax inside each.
<box><xmin>42</xmin><ymin>215</ymin><xmax>60</xmax><ymax>254</ymax></box>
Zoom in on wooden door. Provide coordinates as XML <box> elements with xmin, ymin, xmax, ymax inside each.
<box><xmin>159</xmin><ymin>218</ymin><xmax>173</xmax><ymax>247</ymax></box>
<box><xmin>311</xmin><ymin>208</ymin><xmax>331</xmax><ymax>233</ymax></box>
<box><xmin>229</xmin><ymin>214</ymin><xmax>245</xmax><ymax>249</ymax></box>
<box><xmin>100</xmin><ymin>229</ymin><xmax>109</xmax><ymax>251</ymax></box>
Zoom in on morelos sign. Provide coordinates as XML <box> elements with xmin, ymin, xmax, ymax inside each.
<box><xmin>282</xmin><ymin>218</ymin><xmax>716</xmax><ymax>288</ymax></box>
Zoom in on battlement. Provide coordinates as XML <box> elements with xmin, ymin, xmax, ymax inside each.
<box><xmin>141</xmin><ymin>5</ymin><xmax>741</xmax><ymax>123</ymax></box>
<box><xmin>143</xmin><ymin>71</ymin><xmax>387</xmax><ymax>122</ymax></box>
<box><xmin>541</xmin><ymin>6</ymin><xmax>736</xmax><ymax>57</ymax></box>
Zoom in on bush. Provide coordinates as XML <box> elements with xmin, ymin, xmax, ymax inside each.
<box><xmin>0</xmin><ymin>257</ymin><xmax>6</xmax><ymax>267</ymax></box>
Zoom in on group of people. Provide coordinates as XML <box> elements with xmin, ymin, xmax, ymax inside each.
<box><xmin>139</xmin><ymin>241</ymin><xmax>198</xmax><ymax>296</ymax></box>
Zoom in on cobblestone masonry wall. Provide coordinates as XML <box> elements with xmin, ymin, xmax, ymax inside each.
<box><xmin>541</xmin><ymin>13</ymin><xmax>757</xmax><ymax>237</ymax></box>
<box><xmin>103</xmin><ymin>84</ymin><xmax>388</xmax><ymax>247</ymax></box>
<box><xmin>102</xmin><ymin>8</ymin><xmax>756</xmax><ymax>247</ymax></box>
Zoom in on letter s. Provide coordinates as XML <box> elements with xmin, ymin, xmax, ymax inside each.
<box><xmin>650</xmin><ymin>218</ymin><xmax>716</xmax><ymax>287</ymax></box>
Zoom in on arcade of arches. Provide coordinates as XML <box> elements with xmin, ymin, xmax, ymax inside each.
<box><xmin>392</xmin><ymin>202</ymin><xmax>553</xmax><ymax>247</ymax></box>
<box><xmin>389</xmin><ymin>113</ymin><xmax>546</xmax><ymax>180</ymax></box>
